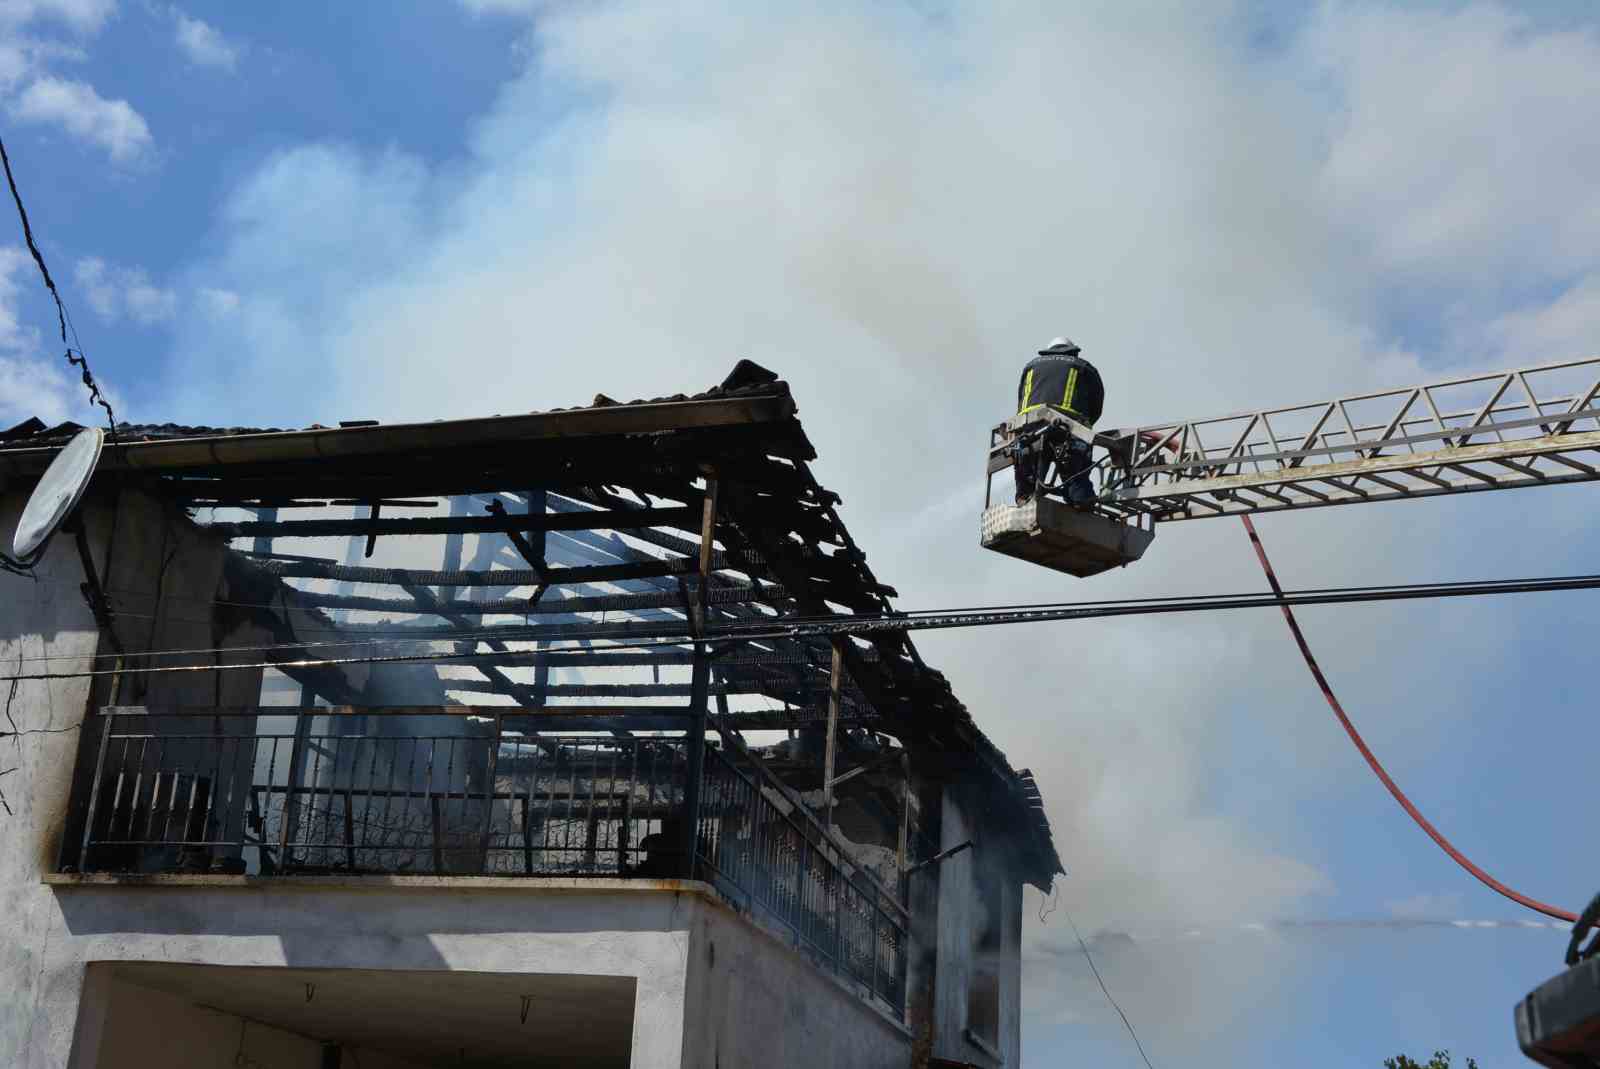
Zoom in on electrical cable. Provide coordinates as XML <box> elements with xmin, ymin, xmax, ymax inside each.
<box><xmin>7</xmin><ymin>566</ymin><xmax>1600</xmax><ymax>682</ymax></box>
<box><xmin>6</xmin><ymin>625</ymin><xmax>470</xmax><ymax>665</ymax></box>
<box><xmin>11</xmin><ymin>482</ymin><xmax>1600</xmax><ymax>667</ymax></box>
<box><xmin>0</xmin><ymin>132</ymin><xmax>117</xmax><ymax>438</ymax></box>
<box><xmin>11</xmin><ymin>559</ymin><xmax>1600</xmax><ymax>666</ymax></box>
<box><xmin>84</xmin><ymin>563</ymin><xmax>1600</xmax><ymax>621</ymax></box>
<box><xmin>3</xmin><ymin>577</ymin><xmax>789</xmax><ymax>663</ymax></box>
<box><xmin>1065</xmin><ymin>904</ymin><xmax>1156</xmax><ymax>1069</ymax></box>
<box><xmin>0</xmin><ymin>633</ymin><xmax>725</xmax><ymax>683</ymax></box>
<box><xmin>1038</xmin><ymin>881</ymin><xmax>1060</xmax><ymax>925</ymax></box>
<box><xmin>1239</xmin><ymin>515</ymin><xmax>1579</xmax><ymax>923</ymax></box>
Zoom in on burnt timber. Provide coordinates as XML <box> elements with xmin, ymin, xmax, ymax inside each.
<box><xmin>1</xmin><ymin>360</ymin><xmax>1061</xmax><ymax>889</ymax></box>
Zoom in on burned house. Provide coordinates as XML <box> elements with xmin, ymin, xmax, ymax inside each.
<box><xmin>0</xmin><ymin>362</ymin><xmax>1062</xmax><ymax>1068</ymax></box>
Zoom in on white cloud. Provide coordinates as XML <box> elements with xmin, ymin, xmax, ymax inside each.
<box><xmin>0</xmin><ymin>352</ymin><xmax>77</xmax><ymax>428</ymax></box>
<box><xmin>0</xmin><ymin>248</ymin><xmax>43</xmax><ymax>350</ymax></box>
<box><xmin>0</xmin><ymin>41</ymin><xmax>29</xmax><ymax>90</ymax></box>
<box><xmin>0</xmin><ymin>42</ymin><xmax>29</xmax><ymax>91</ymax></box>
<box><xmin>73</xmin><ymin>256</ymin><xmax>117</xmax><ymax>318</ymax></box>
<box><xmin>74</xmin><ymin>256</ymin><xmax>176</xmax><ymax>325</ymax></box>
<box><xmin>0</xmin><ymin>0</ymin><xmax>115</xmax><ymax>34</ymax></box>
<box><xmin>172</xmin><ymin>11</ymin><xmax>237</xmax><ymax>70</ymax></box>
<box><xmin>0</xmin><ymin>36</ymin><xmax>86</xmax><ymax>92</ymax></box>
<box><xmin>196</xmin><ymin>286</ymin><xmax>239</xmax><ymax>317</ymax></box>
<box><xmin>10</xmin><ymin>75</ymin><xmax>152</xmax><ymax>162</ymax></box>
<box><xmin>1489</xmin><ymin>273</ymin><xmax>1600</xmax><ymax>363</ymax></box>
<box><xmin>0</xmin><ymin>245</ymin><xmax>82</xmax><ymax>427</ymax></box>
<box><xmin>123</xmin><ymin>276</ymin><xmax>175</xmax><ymax>323</ymax></box>
<box><xmin>456</xmin><ymin>0</ymin><xmax>543</xmax><ymax>14</ymax></box>
<box><xmin>1302</xmin><ymin>4</ymin><xmax>1600</xmax><ymax>297</ymax></box>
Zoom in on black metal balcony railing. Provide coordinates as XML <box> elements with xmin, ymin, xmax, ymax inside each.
<box><xmin>71</xmin><ymin>707</ymin><xmax>907</xmax><ymax>1013</ymax></box>
<box><xmin>76</xmin><ymin>710</ymin><xmax>691</xmax><ymax>878</ymax></box>
<box><xmin>697</xmin><ymin>744</ymin><xmax>906</xmax><ymax>1011</ymax></box>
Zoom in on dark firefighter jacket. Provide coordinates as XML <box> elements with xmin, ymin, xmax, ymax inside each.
<box><xmin>1016</xmin><ymin>352</ymin><xmax>1104</xmax><ymax>426</ymax></box>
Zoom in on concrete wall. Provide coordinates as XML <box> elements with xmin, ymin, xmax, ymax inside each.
<box><xmin>40</xmin><ymin>879</ymin><xmax>690</xmax><ymax>1068</ymax></box>
<box><xmin>679</xmin><ymin>894</ymin><xmax>911</xmax><ymax>1068</ymax></box>
<box><xmin>2</xmin><ymin>484</ymin><xmax>110</xmax><ymax>1068</ymax></box>
<box><xmin>29</xmin><ymin>877</ymin><xmax>920</xmax><ymax>1069</ymax></box>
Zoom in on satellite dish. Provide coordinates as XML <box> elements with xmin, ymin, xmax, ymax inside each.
<box><xmin>12</xmin><ymin>426</ymin><xmax>104</xmax><ymax>560</ymax></box>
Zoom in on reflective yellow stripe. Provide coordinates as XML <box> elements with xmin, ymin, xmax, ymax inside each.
<box><xmin>1020</xmin><ymin>369</ymin><xmax>1035</xmax><ymax>412</ymax></box>
<box><xmin>1063</xmin><ymin>366</ymin><xmax>1079</xmax><ymax>409</ymax></box>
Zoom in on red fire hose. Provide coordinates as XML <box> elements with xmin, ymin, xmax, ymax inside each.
<box><xmin>1240</xmin><ymin>515</ymin><xmax>1578</xmax><ymax>923</ymax></box>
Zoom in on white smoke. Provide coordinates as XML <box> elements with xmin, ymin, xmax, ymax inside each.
<box><xmin>157</xmin><ymin>2</ymin><xmax>1600</xmax><ymax>1063</ymax></box>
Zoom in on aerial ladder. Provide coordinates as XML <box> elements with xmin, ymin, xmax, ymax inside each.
<box><xmin>982</xmin><ymin>355</ymin><xmax>1600</xmax><ymax>577</ymax></box>
<box><xmin>983</xmin><ymin>355</ymin><xmax>1600</xmax><ymax>1063</ymax></box>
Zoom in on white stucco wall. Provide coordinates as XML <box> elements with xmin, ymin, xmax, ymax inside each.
<box><xmin>1</xmin><ymin>485</ymin><xmax>104</xmax><ymax>1068</ymax></box>
<box><xmin>2</xmin><ymin>480</ymin><xmax>299</xmax><ymax>1063</ymax></box>
<box><xmin>28</xmin><ymin>875</ymin><xmax>924</xmax><ymax>1069</ymax></box>
<box><xmin>39</xmin><ymin>878</ymin><xmax>692</xmax><ymax>1068</ymax></box>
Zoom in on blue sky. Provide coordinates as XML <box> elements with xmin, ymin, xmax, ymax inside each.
<box><xmin>5</xmin><ymin>1</ymin><xmax>1600</xmax><ymax>1065</ymax></box>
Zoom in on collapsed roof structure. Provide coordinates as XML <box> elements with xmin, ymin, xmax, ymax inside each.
<box><xmin>3</xmin><ymin>360</ymin><xmax>1065</xmax><ymax>1065</ymax></box>
<box><xmin>0</xmin><ymin>360</ymin><xmax>1061</xmax><ymax>890</ymax></box>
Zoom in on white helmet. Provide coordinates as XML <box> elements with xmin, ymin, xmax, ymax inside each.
<box><xmin>1038</xmin><ymin>336</ymin><xmax>1081</xmax><ymax>356</ymax></box>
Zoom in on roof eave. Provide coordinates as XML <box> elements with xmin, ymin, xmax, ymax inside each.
<box><xmin>0</xmin><ymin>390</ymin><xmax>798</xmax><ymax>479</ymax></box>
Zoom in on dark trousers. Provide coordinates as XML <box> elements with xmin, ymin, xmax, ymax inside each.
<box><xmin>1015</xmin><ymin>429</ymin><xmax>1095</xmax><ymax>504</ymax></box>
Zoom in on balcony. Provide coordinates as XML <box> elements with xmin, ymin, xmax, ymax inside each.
<box><xmin>66</xmin><ymin>706</ymin><xmax>908</xmax><ymax>1015</ymax></box>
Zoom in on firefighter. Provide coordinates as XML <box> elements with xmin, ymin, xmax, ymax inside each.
<box><xmin>1014</xmin><ymin>337</ymin><xmax>1105</xmax><ymax>505</ymax></box>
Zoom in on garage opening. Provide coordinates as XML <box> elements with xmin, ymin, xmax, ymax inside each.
<box><xmin>75</xmin><ymin>962</ymin><xmax>636</xmax><ymax>1068</ymax></box>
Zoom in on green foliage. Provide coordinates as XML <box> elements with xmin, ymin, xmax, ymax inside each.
<box><xmin>1383</xmin><ymin>1052</ymin><xmax>1478</xmax><ymax>1069</ymax></box>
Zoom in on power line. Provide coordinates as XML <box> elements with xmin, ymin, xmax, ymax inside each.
<box><xmin>97</xmin><ymin>565</ymin><xmax>1600</xmax><ymax>619</ymax></box>
<box><xmin>0</xmin><ymin>131</ymin><xmax>117</xmax><ymax>437</ymax></box>
<box><xmin>782</xmin><ymin>571</ymin><xmax>1600</xmax><ymax>638</ymax></box>
<box><xmin>2</xmin><ymin>601</ymin><xmax>792</xmax><ymax>665</ymax></box>
<box><xmin>0</xmin><ymin>633</ymin><xmax>722</xmax><ymax>683</ymax></box>
<box><xmin>1065</xmin><ymin>905</ymin><xmax>1156</xmax><ymax>1069</ymax></box>
<box><xmin>6</xmin><ymin>566</ymin><xmax>1600</xmax><ymax>682</ymax></box>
